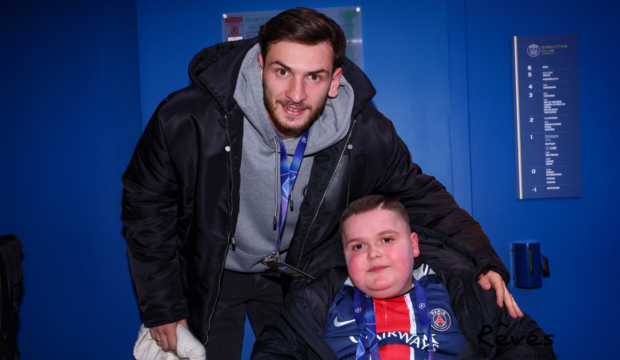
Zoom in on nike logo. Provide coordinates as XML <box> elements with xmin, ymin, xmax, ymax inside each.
<box><xmin>334</xmin><ymin>316</ymin><xmax>355</xmax><ymax>327</ymax></box>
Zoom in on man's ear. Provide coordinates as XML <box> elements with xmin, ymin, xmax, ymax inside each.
<box><xmin>328</xmin><ymin>67</ymin><xmax>343</xmax><ymax>98</ymax></box>
<box><xmin>258</xmin><ymin>52</ymin><xmax>264</xmax><ymax>83</ymax></box>
<box><xmin>411</xmin><ymin>232</ymin><xmax>420</xmax><ymax>258</ymax></box>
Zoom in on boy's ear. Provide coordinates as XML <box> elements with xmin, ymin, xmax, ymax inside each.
<box><xmin>411</xmin><ymin>232</ymin><xmax>420</xmax><ymax>258</ymax></box>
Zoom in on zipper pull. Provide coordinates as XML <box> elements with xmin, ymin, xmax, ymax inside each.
<box><xmin>290</xmin><ymin>198</ymin><xmax>294</xmax><ymax>211</ymax></box>
<box><xmin>273</xmin><ymin>216</ymin><xmax>277</xmax><ymax>230</ymax></box>
<box><xmin>230</xmin><ymin>236</ymin><xmax>236</xmax><ymax>251</ymax></box>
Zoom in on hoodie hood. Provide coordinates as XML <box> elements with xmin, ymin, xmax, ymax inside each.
<box><xmin>188</xmin><ymin>38</ymin><xmax>376</xmax><ymax>132</ymax></box>
<box><xmin>233</xmin><ymin>43</ymin><xmax>355</xmax><ymax>156</ymax></box>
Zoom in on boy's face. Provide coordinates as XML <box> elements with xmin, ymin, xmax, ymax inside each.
<box><xmin>341</xmin><ymin>207</ymin><xmax>420</xmax><ymax>299</ymax></box>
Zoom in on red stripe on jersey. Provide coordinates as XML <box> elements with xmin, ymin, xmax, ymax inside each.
<box><xmin>379</xmin><ymin>344</ymin><xmax>411</xmax><ymax>359</ymax></box>
<box><xmin>373</xmin><ymin>297</ymin><xmax>412</xmax><ymax>334</ymax></box>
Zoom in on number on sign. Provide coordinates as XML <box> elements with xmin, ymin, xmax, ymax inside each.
<box><xmin>529</xmin><ymin>84</ymin><xmax>533</xmax><ymax>89</ymax></box>
<box><xmin>532</xmin><ymin>169</ymin><xmax>536</xmax><ymax>174</ymax></box>
<box><xmin>530</xmin><ymin>118</ymin><xmax>534</xmax><ymax>122</ymax></box>
<box><xmin>528</xmin><ymin>72</ymin><xmax>532</xmax><ymax>77</ymax></box>
<box><xmin>529</xmin><ymin>93</ymin><xmax>533</xmax><ymax>98</ymax></box>
<box><xmin>530</xmin><ymin>135</ymin><xmax>533</xmax><ymax>140</ymax></box>
<box><xmin>528</xmin><ymin>65</ymin><xmax>532</xmax><ymax>70</ymax></box>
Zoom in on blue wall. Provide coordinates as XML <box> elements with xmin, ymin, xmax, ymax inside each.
<box><xmin>464</xmin><ymin>1</ymin><xmax>620</xmax><ymax>358</ymax></box>
<box><xmin>0</xmin><ymin>0</ymin><xmax>143</xmax><ymax>358</ymax></box>
<box><xmin>1</xmin><ymin>0</ymin><xmax>616</xmax><ymax>359</ymax></box>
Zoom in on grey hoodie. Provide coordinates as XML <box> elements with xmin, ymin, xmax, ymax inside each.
<box><xmin>226</xmin><ymin>43</ymin><xmax>354</xmax><ymax>272</ymax></box>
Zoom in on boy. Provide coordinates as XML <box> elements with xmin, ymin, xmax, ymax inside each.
<box><xmin>252</xmin><ymin>195</ymin><xmax>555</xmax><ymax>359</ymax></box>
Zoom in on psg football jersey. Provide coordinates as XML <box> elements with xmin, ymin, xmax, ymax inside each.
<box><xmin>324</xmin><ymin>265</ymin><xmax>467</xmax><ymax>360</ymax></box>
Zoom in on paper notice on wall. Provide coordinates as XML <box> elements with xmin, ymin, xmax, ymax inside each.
<box><xmin>221</xmin><ymin>6</ymin><xmax>363</xmax><ymax>69</ymax></box>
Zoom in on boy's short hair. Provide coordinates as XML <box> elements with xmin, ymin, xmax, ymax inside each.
<box><xmin>340</xmin><ymin>195</ymin><xmax>411</xmax><ymax>236</ymax></box>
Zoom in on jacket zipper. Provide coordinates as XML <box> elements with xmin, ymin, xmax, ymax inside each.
<box><xmin>296</xmin><ymin>119</ymin><xmax>357</xmax><ymax>268</ymax></box>
<box><xmin>203</xmin><ymin>113</ymin><xmax>235</xmax><ymax>347</ymax></box>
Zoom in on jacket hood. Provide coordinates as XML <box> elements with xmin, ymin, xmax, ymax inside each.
<box><xmin>188</xmin><ymin>38</ymin><xmax>376</xmax><ymax>118</ymax></box>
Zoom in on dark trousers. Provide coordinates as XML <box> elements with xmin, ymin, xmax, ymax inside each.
<box><xmin>205</xmin><ymin>269</ymin><xmax>283</xmax><ymax>360</ymax></box>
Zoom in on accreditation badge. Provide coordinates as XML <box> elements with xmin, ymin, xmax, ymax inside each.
<box><xmin>261</xmin><ymin>255</ymin><xmax>315</xmax><ymax>280</ymax></box>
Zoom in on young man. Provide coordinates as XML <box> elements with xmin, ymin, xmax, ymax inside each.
<box><xmin>252</xmin><ymin>195</ymin><xmax>554</xmax><ymax>359</ymax></box>
<box><xmin>122</xmin><ymin>7</ymin><xmax>520</xmax><ymax>358</ymax></box>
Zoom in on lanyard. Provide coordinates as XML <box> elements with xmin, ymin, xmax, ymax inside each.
<box><xmin>271</xmin><ymin>128</ymin><xmax>309</xmax><ymax>257</ymax></box>
<box><xmin>353</xmin><ymin>291</ymin><xmax>380</xmax><ymax>360</ymax></box>
<box><xmin>353</xmin><ymin>278</ymin><xmax>435</xmax><ymax>360</ymax></box>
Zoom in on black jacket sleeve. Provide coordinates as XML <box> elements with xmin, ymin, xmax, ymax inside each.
<box><xmin>457</xmin><ymin>282</ymin><xmax>556</xmax><ymax>359</ymax></box>
<box><xmin>485</xmin><ymin>293</ymin><xmax>555</xmax><ymax>360</ymax></box>
<box><xmin>251</xmin><ymin>317</ymin><xmax>313</xmax><ymax>360</ymax></box>
<box><xmin>373</xmin><ymin>114</ymin><xmax>508</xmax><ymax>281</ymax></box>
<box><xmin>492</xmin><ymin>313</ymin><xmax>555</xmax><ymax>359</ymax></box>
<box><xmin>121</xmin><ymin>101</ymin><xmax>189</xmax><ymax>327</ymax></box>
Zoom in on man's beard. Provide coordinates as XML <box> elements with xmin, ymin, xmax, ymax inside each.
<box><xmin>263</xmin><ymin>92</ymin><xmax>327</xmax><ymax>139</ymax></box>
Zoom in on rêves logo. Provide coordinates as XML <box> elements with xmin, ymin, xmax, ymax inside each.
<box><xmin>477</xmin><ymin>322</ymin><xmax>554</xmax><ymax>348</ymax></box>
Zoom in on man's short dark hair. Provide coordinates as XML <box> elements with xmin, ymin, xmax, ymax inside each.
<box><xmin>258</xmin><ymin>7</ymin><xmax>347</xmax><ymax>70</ymax></box>
<box><xmin>340</xmin><ymin>195</ymin><xmax>411</xmax><ymax>236</ymax></box>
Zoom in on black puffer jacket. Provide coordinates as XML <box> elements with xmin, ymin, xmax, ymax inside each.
<box><xmin>252</xmin><ymin>228</ymin><xmax>555</xmax><ymax>360</ymax></box>
<box><xmin>121</xmin><ymin>38</ymin><xmax>508</xmax><ymax>344</ymax></box>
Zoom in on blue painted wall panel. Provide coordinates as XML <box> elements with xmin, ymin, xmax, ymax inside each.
<box><xmin>465</xmin><ymin>1</ymin><xmax>620</xmax><ymax>358</ymax></box>
<box><xmin>0</xmin><ymin>1</ymin><xmax>143</xmax><ymax>358</ymax></box>
<box><xmin>447</xmin><ymin>0</ymin><xmax>473</xmax><ymax>213</ymax></box>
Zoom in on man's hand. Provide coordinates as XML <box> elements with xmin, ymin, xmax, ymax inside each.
<box><xmin>476</xmin><ymin>270</ymin><xmax>523</xmax><ymax>319</ymax></box>
<box><xmin>149</xmin><ymin>319</ymin><xmax>189</xmax><ymax>354</ymax></box>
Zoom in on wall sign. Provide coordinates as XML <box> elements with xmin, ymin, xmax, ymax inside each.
<box><xmin>221</xmin><ymin>6</ymin><xmax>364</xmax><ymax>69</ymax></box>
<box><xmin>512</xmin><ymin>34</ymin><xmax>582</xmax><ymax>199</ymax></box>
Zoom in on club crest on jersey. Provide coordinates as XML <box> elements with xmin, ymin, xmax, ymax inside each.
<box><xmin>430</xmin><ymin>308</ymin><xmax>452</xmax><ymax>332</ymax></box>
